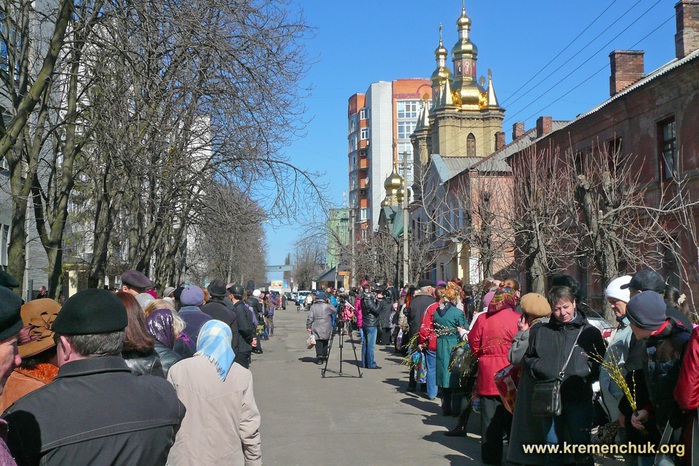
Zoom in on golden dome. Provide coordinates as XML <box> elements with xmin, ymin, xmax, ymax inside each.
<box><xmin>384</xmin><ymin>166</ymin><xmax>404</xmax><ymax>191</ymax></box>
<box><xmin>454</xmin><ymin>80</ymin><xmax>485</xmax><ymax>110</ymax></box>
<box><xmin>456</xmin><ymin>5</ymin><xmax>471</xmax><ymax>29</ymax></box>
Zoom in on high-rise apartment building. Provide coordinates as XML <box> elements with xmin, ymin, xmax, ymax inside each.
<box><xmin>348</xmin><ymin>79</ymin><xmax>431</xmax><ymax>239</ymax></box>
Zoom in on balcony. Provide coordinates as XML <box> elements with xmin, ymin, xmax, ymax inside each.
<box><xmin>358</xmin><ymin>158</ymin><xmax>369</xmax><ymax>170</ymax></box>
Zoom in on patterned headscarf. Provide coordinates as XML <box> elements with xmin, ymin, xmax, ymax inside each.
<box><xmin>145</xmin><ymin>309</ymin><xmax>176</xmax><ymax>349</ymax></box>
<box><xmin>487</xmin><ymin>287</ymin><xmax>518</xmax><ymax>313</ymax></box>
<box><xmin>195</xmin><ymin>320</ymin><xmax>235</xmax><ymax>381</ymax></box>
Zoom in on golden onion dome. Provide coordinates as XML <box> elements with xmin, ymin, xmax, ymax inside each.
<box><xmin>454</xmin><ymin>80</ymin><xmax>485</xmax><ymax>110</ymax></box>
<box><xmin>430</xmin><ymin>65</ymin><xmax>452</xmax><ymax>85</ymax></box>
<box><xmin>456</xmin><ymin>5</ymin><xmax>471</xmax><ymax>29</ymax></box>
<box><xmin>384</xmin><ymin>166</ymin><xmax>404</xmax><ymax>191</ymax></box>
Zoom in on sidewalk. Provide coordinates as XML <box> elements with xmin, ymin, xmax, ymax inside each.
<box><xmin>250</xmin><ymin>304</ymin><xmax>623</xmax><ymax>465</ymax></box>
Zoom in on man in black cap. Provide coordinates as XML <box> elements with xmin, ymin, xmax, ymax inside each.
<box><xmin>621</xmin><ymin>268</ymin><xmax>692</xmax><ymax>329</ymax></box>
<box><xmin>620</xmin><ymin>290</ymin><xmax>690</xmax><ymax>460</ymax></box>
<box><xmin>228</xmin><ymin>284</ymin><xmax>256</xmax><ymax>368</ymax></box>
<box><xmin>405</xmin><ymin>279</ymin><xmax>436</xmax><ymax>392</ymax></box>
<box><xmin>120</xmin><ymin>269</ymin><xmax>153</xmax><ymax>296</ymax></box>
<box><xmin>0</xmin><ymin>286</ymin><xmax>22</xmax><ymax>464</ymax></box>
<box><xmin>3</xmin><ymin>289</ymin><xmax>185</xmax><ymax>465</ymax></box>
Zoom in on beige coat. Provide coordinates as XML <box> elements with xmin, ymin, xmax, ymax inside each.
<box><xmin>167</xmin><ymin>356</ymin><xmax>261</xmax><ymax>465</ymax></box>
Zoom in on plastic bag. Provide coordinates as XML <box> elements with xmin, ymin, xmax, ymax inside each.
<box><xmin>493</xmin><ymin>364</ymin><xmax>521</xmax><ymax>414</ymax></box>
<box><xmin>412</xmin><ymin>351</ymin><xmax>427</xmax><ymax>383</ymax></box>
<box><xmin>396</xmin><ymin>329</ymin><xmax>403</xmax><ymax>349</ymax></box>
<box><xmin>306</xmin><ymin>334</ymin><xmax>316</xmax><ymax>349</ymax></box>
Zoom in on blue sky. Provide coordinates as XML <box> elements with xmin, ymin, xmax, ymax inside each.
<box><xmin>265</xmin><ymin>0</ymin><xmax>679</xmax><ymax>281</ymax></box>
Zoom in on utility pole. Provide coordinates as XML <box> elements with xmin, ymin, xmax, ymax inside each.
<box><xmin>402</xmin><ymin>152</ymin><xmax>409</xmax><ymax>286</ymax></box>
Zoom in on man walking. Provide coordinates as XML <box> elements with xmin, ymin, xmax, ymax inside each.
<box><xmin>228</xmin><ymin>284</ymin><xmax>256</xmax><ymax>368</ymax></box>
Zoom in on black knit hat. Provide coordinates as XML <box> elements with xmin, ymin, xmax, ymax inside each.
<box><xmin>52</xmin><ymin>289</ymin><xmax>128</xmax><ymax>335</ymax></box>
<box><xmin>626</xmin><ymin>291</ymin><xmax>667</xmax><ymax>330</ymax></box>
<box><xmin>0</xmin><ymin>286</ymin><xmax>23</xmax><ymax>342</ymax></box>
<box><xmin>417</xmin><ymin>279</ymin><xmax>435</xmax><ymax>288</ymax></box>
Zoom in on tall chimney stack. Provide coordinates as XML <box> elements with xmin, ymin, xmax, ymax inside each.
<box><xmin>609</xmin><ymin>50</ymin><xmax>645</xmax><ymax>96</ymax></box>
<box><xmin>512</xmin><ymin>122</ymin><xmax>525</xmax><ymax>141</ymax></box>
<box><xmin>676</xmin><ymin>1</ymin><xmax>699</xmax><ymax>59</ymax></box>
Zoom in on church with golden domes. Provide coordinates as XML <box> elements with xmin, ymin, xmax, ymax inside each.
<box><xmin>412</xmin><ymin>3</ymin><xmax>505</xmax><ymax>171</ymax></box>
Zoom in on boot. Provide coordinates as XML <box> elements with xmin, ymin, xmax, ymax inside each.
<box><xmin>444</xmin><ymin>423</ymin><xmax>467</xmax><ymax>437</ymax></box>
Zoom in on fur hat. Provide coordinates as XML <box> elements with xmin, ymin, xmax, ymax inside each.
<box><xmin>520</xmin><ymin>293</ymin><xmax>551</xmax><ymax>318</ymax></box>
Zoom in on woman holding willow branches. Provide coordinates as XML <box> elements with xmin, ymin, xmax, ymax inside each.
<box><xmin>523</xmin><ymin>286</ymin><xmax>606</xmax><ymax>466</ymax></box>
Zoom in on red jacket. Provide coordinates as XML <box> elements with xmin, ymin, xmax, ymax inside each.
<box><xmin>469</xmin><ymin>306</ymin><xmax>519</xmax><ymax>396</ymax></box>
<box><xmin>675</xmin><ymin>325</ymin><xmax>699</xmax><ymax>411</ymax></box>
<box><xmin>418</xmin><ymin>303</ymin><xmax>440</xmax><ymax>351</ymax></box>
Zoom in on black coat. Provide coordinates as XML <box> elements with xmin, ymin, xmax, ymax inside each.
<box><xmin>123</xmin><ymin>349</ymin><xmax>165</xmax><ymax>378</ymax></box>
<box><xmin>3</xmin><ymin>356</ymin><xmax>185</xmax><ymax>466</ymax></box>
<box><xmin>201</xmin><ymin>298</ymin><xmax>235</xmax><ymax>326</ymax></box>
<box><xmin>378</xmin><ymin>300</ymin><xmax>393</xmax><ymax>328</ymax></box>
<box><xmin>232</xmin><ymin>300</ymin><xmax>256</xmax><ymax>368</ymax></box>
<box><xmin>406</xmin><ymin>293</ymin><xmax>436</xmax><ymax>339</ymax></box>
<box><xmin>153</xmin><ymin>343</ymin><xmax>182</xmax><ymax>377</ymax></box>
<box><xmin>361</xmin><ymin>295</ymin><xmax>380</xmax><ymax>328</ymax></box>
<box><xmin>523</xmin><ymin>310</ymin><xmax>606</xmax><ymax>404</ymax></box>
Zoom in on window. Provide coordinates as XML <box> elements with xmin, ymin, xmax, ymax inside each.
<box><xmin>467</xmin><ymin>133</ymin><xmax>476</xmax><ymax>157</ymax></box>
<box><xmin>359</xmin><ymin>108</ymin><xmax>366</xmax><ymax>120</ymax></box>
<box><xmin>606</xmin><ymin>137</ymin><xmax>624</xmax><ymax>173</ymax></box>
<box><xmin>398</xmin><ymin>121</ymin><xmax>416</xmax><ymax>139</ymax></box>
<box><xmin>0</xmin><ymin>224</ymin><xmax>8</xmax><ymax>267</ymax></box>
<box><xmin>348</xmin><ymin>116</ymin><xmax>357</xmax><ymax>134</ymax></box>
<box><xmin>349</xmin><ymin>135</ymin><xmax>357</xmax><ymax>152</ymax></box>
<box><xmin>350</xmin><ymin>174</ymin><xmax>356</xmax><ymax>190</ymax></box>
<box><xmin>360</xmin><ymin>208</ymin><xmax>368</xmax><ymax>221</ymax></box>
<box><xmin>658</xmin><ymin>119</ymin><xmax>678</xmax><ymax>179</ymax></box>
<box><xmin>351</xmin><ymin>155</ymin><xmax>356</xmax><ymax>170</ymax></box>
<box><xmin>0</xmin><ymin>156</ymin><xmax>8</xmax><ymax>171</ymax></box>
<box><xmin>360</xmin><ymin>127</ymin><xmax>368</xmax><ymax>140</ymax></box>
<box><xmin>397</xmin><ymin>101</ymin><xmax>419</xmax><ymax>119</ymax></box>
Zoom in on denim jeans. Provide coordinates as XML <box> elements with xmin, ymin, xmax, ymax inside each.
<box><xmin>425</xmin><ymin>349</ymin><xmax>438</xmax><ymax>399</ymax></box>
<box><xmin>542</xmin><ymin>400</ymin><xmax>594</xmax><ymax>466</ymax></box>
<box><xmin>362</xmin><ymin>326</ymin><xmax>378</xmax><ymax>368</ymax></box>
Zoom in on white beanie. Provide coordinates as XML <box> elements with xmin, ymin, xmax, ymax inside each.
<box><xmin>252</xmin><ymin>289</ymin><xmax>261</xmax><ymax>298</ymax></box>
<box><xmin>604</xmin><ymin>276</ymin><xmax>632</xmax><ymax>303</ymax></box>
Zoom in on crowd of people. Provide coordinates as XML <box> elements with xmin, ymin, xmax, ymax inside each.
<box><xmin>0</xmin><ymin>269</ymin><xmax>281</xmax><ymax>465</ymax></box>
<box><xmin>318</xmin><ymin>269</ymin><xmax>698</xmax><ymax>466</ymax></box>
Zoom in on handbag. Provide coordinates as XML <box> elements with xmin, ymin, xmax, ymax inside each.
<box><xmin>494</xmin><ymin>364</ymin><xmax>521</xmax><ymax>414</ymax></box>
<box><xmin>531</xmin><ymin>326</ymin><xmax>584</xmax><ymax>417</ymax></box>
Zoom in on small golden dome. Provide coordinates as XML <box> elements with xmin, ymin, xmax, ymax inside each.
<box><xmin>454</xmin><ymin>80</ymin><xmax>484</xmax><ymax>110</ymax></box>
<box><xmin>431</xmin><ymin>65</ymin><xmax>452</xmax><ymax>84</ymax></box>
<box><xmin>456</xmin><ymin>10</ymin><xmax>471</xmax><ymax>29</ymax></box>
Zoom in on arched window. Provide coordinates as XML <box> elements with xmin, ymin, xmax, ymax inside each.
<box><xmin>467</xmin><ymin>133</ymin><xmax>476</xmax><ymax>157</ymax></box>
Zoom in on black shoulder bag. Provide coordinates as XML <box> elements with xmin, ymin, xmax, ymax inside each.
<box><xmin>531</xmin><ymin>326</ymin><xmax>584</xmax><ymax>417</ymax></box>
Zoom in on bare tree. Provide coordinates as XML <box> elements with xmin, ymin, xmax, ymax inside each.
<box><xmin>292</xmin><ymin>234</ymin><xmax>325</xmax><ymax>290</ymax></box>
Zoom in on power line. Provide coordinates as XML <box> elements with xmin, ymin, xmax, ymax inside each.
<box><xmin>504</xmin><ymin>0</ymin><xmax>665</xmax><ymax>124</ymax></box>
<box><xmin>513</xmin><ymin>14</ymin><xmax>675</xmax><ymax>126</ymax></box>
<box><xmin>501</xmin><ymin>0</ymin><xmax>624</xmax><ymax>106</ymax></box>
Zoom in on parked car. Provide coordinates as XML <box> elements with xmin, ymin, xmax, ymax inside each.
<box><xmin>296</xmin><ymin>290</ymin><xmax>311</xmax><ymax>308</ymax></box>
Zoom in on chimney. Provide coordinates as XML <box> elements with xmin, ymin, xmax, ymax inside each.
<box><xmin>536</xmin><ymin>116</ymin><xmax>552</xmax><ymax>138</ymax></box>
<box><xmin>495</xmin><ymin>131</ymin><xmax>506</xmax><ymax>151</ymax></box>
<box><xmin>609</xmin><ymin>50</ymin><xmax>645</xmax><ymax>96</ymax></box>
<box><xmin>512</xmin><ymin>122</ymin><xmax>525</xmax><ymax>141</ymax></box>
<box><xmin>676</xmin><ymin>1</ymin><xmax>699</xmax><ymax>59</ymax></box>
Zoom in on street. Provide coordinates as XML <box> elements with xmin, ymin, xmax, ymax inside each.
<box><xmin>250</xmin><ymin>303</ymin><xmax>481</xmax><ymax>465</ymax></box>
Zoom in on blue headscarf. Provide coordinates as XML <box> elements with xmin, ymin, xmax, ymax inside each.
<box><xmin>195</xmin><ymin>320</ymin><xmax>235</xmax><ymax>381</ymax></box>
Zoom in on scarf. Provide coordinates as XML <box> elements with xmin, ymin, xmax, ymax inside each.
<box><xmin>195</xmin><ymin>320</ymin><xmax>235</xmax><ymax>381</ymax></box>
<box><xmin>145</xmin><ymin>309</ymin><xmax>176</xmax><ymax>349</ymax></box>
<box><xmin>488</xmin><ymin>287</ymin><xmax>517</xmax><ymax>313</ymax></box>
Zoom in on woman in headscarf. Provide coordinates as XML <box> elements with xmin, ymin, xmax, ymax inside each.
<box><xmin>167</xmin><ymin>320</ymin><xmax>261</xmax><ymax>465</ymax></box>
<box><xmin>0</xmin><ymin>299</ymin><xmax>60</xmax><ymax>411</ymax></box>
<box><xmin>145</xmin><ymin>306</ymin><xmax>183</xmax><ymax>377</ymax></box>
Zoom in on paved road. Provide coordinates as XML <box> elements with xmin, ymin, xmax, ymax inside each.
<box><xmin>249</xmin><ymin>304</ymin><xmax>623</xmax><ymax>466</ymax></box>
<box><xmin>250</xmin><ymin>304</ymin><xmax>481</xmax><ymax>465</ymax></box>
